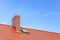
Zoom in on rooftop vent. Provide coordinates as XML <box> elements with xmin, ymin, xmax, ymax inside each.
<box><xmin>21</xmin><ymin>29</ymin><xmax>30</xmax><ymax>34</ymax></box>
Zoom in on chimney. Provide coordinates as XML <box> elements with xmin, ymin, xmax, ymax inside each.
<box><xmin>12</xmin><ymin>15</ymin><xmax>21</xmax><ymax>32</ymax></box>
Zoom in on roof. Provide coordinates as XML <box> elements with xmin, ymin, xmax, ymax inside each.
<box><xmin>0</xmin><ymin>24</ymin><xmax>60</xmax><ymax>40</ymax></box>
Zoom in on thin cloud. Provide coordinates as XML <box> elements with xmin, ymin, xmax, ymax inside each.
<box><xmin>21</xmin><ymin>26</ymin><xmax>31</xmax><ymax>28</ymax></box>
<box><xmin>0</xmin><ymin>22</ymin><xmax>8</xmax><ymax>25</ymax></box>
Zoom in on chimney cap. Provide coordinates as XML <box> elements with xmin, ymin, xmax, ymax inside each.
<box><xmin>12</xmin><ymin>14</ymin><xmax>20</xmax><ymax>20</ymax></box>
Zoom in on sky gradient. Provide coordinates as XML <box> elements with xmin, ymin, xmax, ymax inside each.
<box><xmin>0</xmin><ymin>0</ymin><xmax>60</xmax><ymax>33</ymax></box>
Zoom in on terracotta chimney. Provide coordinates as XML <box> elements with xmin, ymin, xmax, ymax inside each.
<box><xmin>12</xmin><ymin>15</ymin><xmax>21</xmax><ymax>32</ymax></box>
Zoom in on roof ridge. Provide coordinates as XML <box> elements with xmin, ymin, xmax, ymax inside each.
<box><xmin>0</xmin><ymin>24</ymin><xmax>11</xmax><ymax>27</ymax></box>
<box><xmin>0</xmin><ymin>24</ymin><xmax>60</xmax><ymax>34</ymax></box>
<box><xmin>21</xmin><ymin>27</ymin><xmax>60</xmax><ymax>34</ymax></box>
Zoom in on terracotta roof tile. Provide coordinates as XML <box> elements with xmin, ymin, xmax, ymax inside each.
<box><xmin>0</xmin><ymin>24</ymin><xmax>60</xmax><ymax>40</ymax></box>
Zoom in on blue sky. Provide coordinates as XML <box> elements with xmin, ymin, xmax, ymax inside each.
<box><xmin>0</xmin><ymin>0</ymin><xmax>60</xmax><ymax>33</ymax></box>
